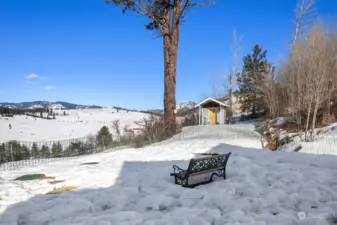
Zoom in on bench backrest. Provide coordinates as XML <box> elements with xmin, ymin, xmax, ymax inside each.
<box><xmin>187</xmin><ymin>153</ymin><xmax>231</xmax><ymax>174</ymax></box>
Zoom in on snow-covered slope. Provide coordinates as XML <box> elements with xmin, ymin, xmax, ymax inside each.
<box><xmin>277</xmin><ymin>123</ymin><xmax>337</xmax><ymax>155</ymax></box>
<box><xmin>176</xmin><ymin>101</ymin><xmax>196</xmax><ymax>111</ymax></box>
<box><xmin>49</xmin><ymin>103</ymin><xmax>66</xmax><ymax>110</ymax></box>
<box><xmin>1</xmin><ymin>124</ymin><xmax>337</xmax><ymax>225</ymax></box>
<box><xmin>0</xmin><ymin>108</ymin><xmax>150</xmax><ymax>142</ymax></box>
<box><xmin>0</xmin><ymin>101</ymin><xmax>103</xmax><ymax>110</ymax></box>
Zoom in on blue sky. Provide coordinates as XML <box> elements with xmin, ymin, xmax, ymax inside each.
<box><xmin>1</xmin><ymin>0</ymin><xmax>337</xmax><ymax>110</ymax></box>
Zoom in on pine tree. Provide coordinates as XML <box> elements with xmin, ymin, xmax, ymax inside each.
<box><xmin>7</xmin><ymin>141</ymin><xmax>22</xmax><ymax>161</ymax></box>
<box><xmin>40</xmin><ymin>145</ymin><xmax>51</xmax><ymax>158</ymax></box>
<box><xmin>0</xmin><ymin>143</ymin><xmax>6</xmax><ymax>163</ymax></box>
<box><xmin>51</xmin><ymin>142</ymin><xmax>62</xmax><ymax>156</ymax></box>
<box><xmin>237</xmin><ymin>44</ymin><xmax>268</xmax><ymax>116</ymax></box>
<box><xmin>40</xmin><ymin>111</ymin><xmax>43</xmax><ymax>118</ymax></box>
<box><xmin>31</xmin><ymin>143</ymin><xmax>40</xmax><ymax>158</ymax></box>
<box><xmin>53</xmin><ymin>113</ymin><xmax>56</xmax><ymax>119</ymax></box>
<box><xmin>20</xmin><ymin>144</ymin><xmax>31</xmax><ymax>160</ymax></box>
<box><xmin>96</xmin><ymin>126</ymin><xmax>113</xmax><ymax>147</ymax></box>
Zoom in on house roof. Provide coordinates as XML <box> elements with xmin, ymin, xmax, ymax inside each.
<box><xmin>195</xmin><ymin>97</ymin><xmax>229</xmax><ymax>108</ymax></box>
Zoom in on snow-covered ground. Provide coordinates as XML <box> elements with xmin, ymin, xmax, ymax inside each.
<box><xmin>0</xmin><ymin>109</ymin><xmax>150</xmax><ymax>142</ymax></box>
<box><xmin>1</xmin><ymin>123</ymin><xmax>337</xmax><ymax>225</ymax></box>
<box><xmin>278</xmin><ymin>123</ymin><xmax>337</xmax><ymax>155</ymax></box>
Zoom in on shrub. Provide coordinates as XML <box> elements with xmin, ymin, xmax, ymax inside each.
<box><xmin>132</xmin><ymin>134</ymin><xmax>146</xmax><ymax>148</ymax></box>
<box><xmin>96</xmin><ymin>126</ymin><xmax>113</xmax><ymax>147</ymax></box>
<box><xmin>69</xmin><ymin>141</ymin><xmax>94</xmax><ymax>155</ymax></box>
<box><xmin>134</xmin><ymin>114</ymin><xmax>168</xmax><ymax>145</ymax></box>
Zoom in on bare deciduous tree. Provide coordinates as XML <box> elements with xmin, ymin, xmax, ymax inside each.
<box><xmin>292</xmin><ymin>0</ymin><xmax>316</xmax><ymax>44</ymax></box>
<box><xmin>279</xmin><ymin>23</ymin><xmax>337</xmax><ymax>141</ymax></box>
<box><xmin>228</xmin><ymin>29</ymin><xmax>241</xmax><ymax>122</ymax></box>
<box><xmin>257</xmin><ymin>64</ymin><xmax>279</xmax><ymax>119</ymax></box>
<box><xmin>134</xmin><ymin>114</ymin><xmax>168</xmax><ymax>144</ymax></box>
<box><xmin>112</xmin><ymin>119</ymin><xmax>121</xmax><ymax>137</ymax></box>
<box><xmin>210</xmin><ymin>29</ymin><xmax>242</xmax><ymax>121</ymax></box>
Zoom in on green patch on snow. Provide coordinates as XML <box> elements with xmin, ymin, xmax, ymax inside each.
<box><xmin>14</xmin><ymin>174</ymin><xmax>46</xmax><ymax>181</ymax></box>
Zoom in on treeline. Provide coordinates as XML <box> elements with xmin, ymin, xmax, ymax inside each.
<box><xmin>235</xmin><ymin>24</ymin><xmax>337</xmax><ymax>141</ymax></box>
<box><xmin>113</xmin><ymin>106</ymin><xmax>157</xmax><ymax>115</ymax></box>
<box><xmin>0</xmin><ymin>106</ymin><xmax>62</xmax><ymax>120</ymax></box>
<box><xmin>0</xmin><ymin>126</ymin><xmax>121</xmax><ymax>164</ymax></box>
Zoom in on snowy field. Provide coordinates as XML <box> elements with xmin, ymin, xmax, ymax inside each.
<box><xmin>1</xmin><ymin>124</ymin><xmax>337</xmax><ymax>225</ymax></box>
<box><xmin>0</xmin><ymin>108</ymin><xmax>150</xmax><ymax>142</ymax></box>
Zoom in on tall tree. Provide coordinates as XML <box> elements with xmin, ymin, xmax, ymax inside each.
<box><xmin>51</xmin><ymin>142</ymin><xmax>63</xmax><ymax>156</ymax></box>
<box><xmin>31</xmin><ymin>143</ymin><xmax>40</xmax><ymax>158</ymax></box>
<box><xmin>105</xmin><ymin>0</ymin><xmax>215</xmax><ymax>136</ymax></box>
<box><xmin>228</xmin><ymin>29</ymin><xmax>241</xmax><ymax>123</ymax></box>
<box><xmin>292</xmin><ymin>0</ymin><xmax>316</xmax><ymax>44</ymax></box>
<box><xmin>237</xmin><ymin>45</ymin><xmax>268</xmax><ymax>116</ymax></box>
<box><xmin>40</xmin><ymin>145</ymin><xmax>51</xmax><ymax>158</ymax></box>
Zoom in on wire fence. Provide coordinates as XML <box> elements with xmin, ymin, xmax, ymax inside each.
<box><xmin>0</xmin><ymin>135</ymin><xmax>132</xmax><ymax>170</ymax></box>
<box><xmin>2</xmin><ymin>123</ymin><xmax>336</xmax><ymax>170</ymax></box>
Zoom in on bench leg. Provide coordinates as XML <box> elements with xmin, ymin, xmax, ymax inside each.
<box><xmin>173</xmin><ymin>176</ymin><xmax>188</xmax><ymax>187</ymax></box>
<box><xmin>222</xmin><ymin>168</ymin><xmax>227</xmax><ymax>179</ymax></box>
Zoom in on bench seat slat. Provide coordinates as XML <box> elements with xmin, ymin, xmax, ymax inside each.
<box><xmin>189</xmin><ymin>167</ymin><xmax>224</xmax><ymax>176</ymax></box>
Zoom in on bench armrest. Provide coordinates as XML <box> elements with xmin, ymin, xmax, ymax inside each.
<box><xmin>172</xmin><ymin>165</ymin><xmax>185</xmax><ymax>174</ymax></box>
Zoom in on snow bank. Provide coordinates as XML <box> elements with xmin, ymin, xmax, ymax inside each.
<box><xmin>277</xmin><ymin>123</ymin><xmax>337</xmax><ymax>155</ymax></box>
<box><xmin>1</xmin><ymin>124</ymin><xmax>337</xmax><ymax>225</ymax></box>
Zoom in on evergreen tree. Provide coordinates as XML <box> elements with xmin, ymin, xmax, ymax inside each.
<box><xmin>53</xmin><ymin>113</ymin><xmax>56</xmax><ymax>119</ymax></box>
<box><xmin>96</xmin><ymin>126</ymin><xmax>113</xmax><ymax>147</ymax></box>
<box><xmin>31</xmin><ymin>143</ymin><xmax>40</xmax><ymax>158</ymax></box>
<box><xmin>20</xmin><ymin>144</ymin><xmax>31</xmax><ymax>160</ymax></box>
<box><xmin>237</xmin><ymin>44</ymin><xmax>268</xmax><ymax>116</ymax></box>
<box><xmin>51</xmin><ymin>142</ymin><xmax>63</xmax><ymax>156</ymax></box>
<box><xmin>40</xmin><ymin>111</ymin><xmax>43</xmax><ymax>118</ymax></box>
<box><xmin>0</xmin><ymin>143</ymin><xmax>6</xmax><ymax>163</ymax></box>
<box><xmin>7</xmin><ymin>141</ymin><xmax>22</xmax><ymax>161</ymax></box>
<box><xmin>40</xmin><ymin>145</ymin><xmax>51</xmax><ymax>158</ymax></box>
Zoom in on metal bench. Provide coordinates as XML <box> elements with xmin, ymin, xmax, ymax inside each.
<box><xmin>170</xmin><ymin>152</ymin><xmax>231</xmax><ymax>188</ymax></box>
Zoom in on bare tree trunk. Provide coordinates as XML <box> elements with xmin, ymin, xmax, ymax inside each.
<box><xmin>163</xmin><ymin>5</ymin><xmax>180</xmax><ymax>136</ymax></box>
<box><xmin>228</xmin><ymin>71</ymin><xmax>233</xmax><ymax>123</ymax></box>
<box><xmin>311</xmin><ymin>103</ymin><xmax>319</xmax><ymax>140</ymax></box>
<box><xmin>292</xmin><ymin>0</ymin><xmax>315</xmax><ymax>44</ymax></box>
<box><xmin>304</xmin><ymin>104</ymin><xmax>312</xmax><ymax>141</ymax></box>
<box><xmin>163</xmin><ymin>36</ymin><xmax>177</xmax><ymax>136</ymax></box>
<box><xmin>252</xmin><ymin>95</ymin><xmax>256</xmax><ymax>117</ymax></box>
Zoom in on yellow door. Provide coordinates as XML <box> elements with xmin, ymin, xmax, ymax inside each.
<box><xmin>209</xmin><ymin>108</ymin><xmax>216</xmax><ymax>125</ymax></box>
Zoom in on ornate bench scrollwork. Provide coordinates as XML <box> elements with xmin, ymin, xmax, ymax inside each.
<box><xmin>170</xmin><ymin>152</ymin><xmax>231</xmax><ymax>188</ymax></box>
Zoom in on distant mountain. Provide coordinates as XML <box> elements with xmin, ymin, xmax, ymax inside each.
<box><xmin>176</xmin><ymin>101</ymin><xmax>196</xmax><ymax>109</ymax></box>
<box><xmin>146</xmin><ymin>109</ymin><xmax>163</xmax><ymax>113</ymax></box>
<box><xmin>0</xmin><ymin>101</ymin><xmax>103</xmax><ymax>110</ymax></box>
